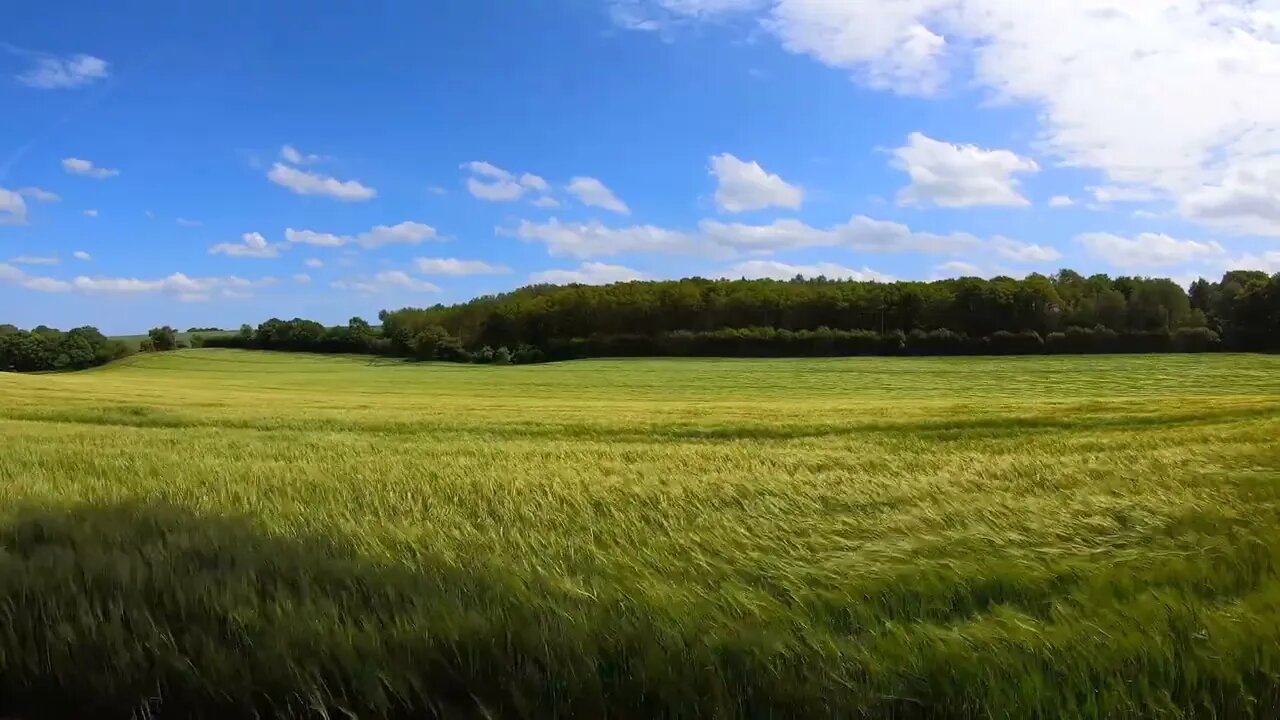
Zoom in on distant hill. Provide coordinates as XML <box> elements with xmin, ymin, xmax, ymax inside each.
<box><xmin>109</xmin><ymin>330</ymin><xmax>236</xmax><ymax>350</ymax></box>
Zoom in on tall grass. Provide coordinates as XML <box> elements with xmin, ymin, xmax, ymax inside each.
<box><xmin>1</xmin><ymin>350</ymin><xmax>1279</xmax><ymax>717</ymax></box>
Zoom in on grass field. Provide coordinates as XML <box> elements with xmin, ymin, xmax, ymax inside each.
<box><xmin>2</xmin><ymin>350</ymin><xmax>1280</xmax><ymax>717</ymax></box>
<box><xmin>108</xmin><ymin>329</ymin><xmax>236</xmax><ymax>350</ymax></box>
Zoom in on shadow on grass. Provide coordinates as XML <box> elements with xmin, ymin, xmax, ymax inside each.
<box><xmin>0</xmin><ymin>502</ymin><xmax>857</xmax><ymax>720</ymax></box>
<box><xmin>2</xmin><ymin>502</ymin><xmax>1279</xmax><ymax>719</ymax></box>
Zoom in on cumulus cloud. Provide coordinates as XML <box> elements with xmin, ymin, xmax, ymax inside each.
<box><xmin>567</xmin><ymin>177</ymin><xmax>630</xmax><ymax>214</ymax></box>
<box><xmin>209</xmin><ymin>231</ymin><xmax>285</xmax><ymax>258</ymax></box>
<box><xmin>62</xmin><ymin>157</ymin><xmax>118</xmax><ymax>179</ymax></box>
<box><xmin>1077</xmin><ymin>232</ymin><xmax>1226</xmax><ymax>270</ymax></box>
<box><xmin>83</xmin><ymin>209</ymin><xmax>99</xmax><ymax>218</ymax></box>
<box><xmin>462</xmin><ymin>161</ymin><xmax>556</xmax><ymax>204</ymax></box>
<box><xmin>413</xmin><ymin>258</ymin><xmax>512</xmax><ymax>276</ymax></box>
<box><xmin>530</xmin><ymin>262</ymin><xmax>647</xmax><ymax>285</ymax></box>
<box><xmin>15</xmin><ymin>52</ymin><xmax>108</xmax><ymax>89</ymax></box>
<box><xmin>618</xmin><ymin>1</ymin><xmax>1280</xmax><ymax>235</ymax></box>
<box><xmin>17</xmin><ymin>187</ymin><xmax>59</xmax><ymax>202</ymax></box>
<box><xmin>267</xmin><ymin>163</ymin><xmax>375</xmax><ymax>201</ymax></box>
<box><xmin>176</xmin><ymin>217</ymin><xmax>202</xmax><ymax>227</ymax></box>
<box><xmin>1049</xmin><ymin>195</ymin><xmax>1074</xmax><ymax>208</ymax></box>
<box><xmin>73</xmin><ymin>251</ymin><xmax>91</xmax><ymax>261</ymax></box>
<box><xmin>304</xmin><ymin>257</ymin><xmax>324</xmax><ymax>269</ymax></box>
<box><xmin>0</xmin><ymin>189</ymin><xmax>27</xmax><ymax>225</ymax></box>
<box><xmin>709</xmin><ymin>153</ymin><xmax>803</xmax><ymax>213</ymax></box>
<box><xmin>332</xmin><ymin>270</ymin><xmax>441</xmax><ymax>294</ymax></box>
<box><xmin>293</xmin><ymin>273</ymin><xmax>312</xmax><ymax>284</ymax></box>
<box><xmin>892</xmin><ymin>132</ymin><xmax>1038</xmax><ymax>208</ymax></box>
<box><xmin>285</xmin><ymin>221</ymin><xmax>438</xmax><ymax>249</ymax></box>
<box><xmin>723</xmin><ymin>260</ymin><xmax>890</xmax><ymax>281</ymax></box>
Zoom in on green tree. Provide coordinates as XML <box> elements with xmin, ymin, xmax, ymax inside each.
<box><xmin>148</xmin><ymin>326</ymin><xmax>178</xmax><ymax>351</ymax></box>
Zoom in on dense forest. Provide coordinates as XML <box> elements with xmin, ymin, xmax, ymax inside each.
<box><xmin>199</xmin><ymin>269</ymin><xmax>1279</xmax><ymax>363</ymax></box>
<box><xmin>5</xmin><ymin>269</ymin><xmax>1275</xmax><ymax>372</ymax></box>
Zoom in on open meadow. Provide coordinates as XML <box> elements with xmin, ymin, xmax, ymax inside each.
<box><xmin>1</xmin><ymin>349</ymin><xmax>1280</xmax><ymax>717</ymax></box>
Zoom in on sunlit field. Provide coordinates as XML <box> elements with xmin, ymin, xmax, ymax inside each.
<box><xmin>2</xmin><ymin>349</ymin><xmax>1279</xmax><ymax>717</ymax></box>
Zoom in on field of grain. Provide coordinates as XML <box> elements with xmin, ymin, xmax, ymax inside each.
<box><xmin>1</xmin><ymin>349</ymin><xmax>1279</xmax><ymax>718</ymax></box>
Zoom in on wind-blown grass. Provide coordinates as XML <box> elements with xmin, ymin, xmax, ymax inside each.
<box><xmin>1</xmin><ymin>349</ymin><xmax>1279</xmax><ymax>717</ymax></box>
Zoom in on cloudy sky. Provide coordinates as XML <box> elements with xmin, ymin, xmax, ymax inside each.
<box><xmin>4</xmin><ymin>1</ymin><xmax>1280</xmax><ymax>332</ymax></box>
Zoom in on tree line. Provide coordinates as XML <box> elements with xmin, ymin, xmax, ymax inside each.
<box><xmin>196</xmin><ymin>269</ymin><xmax>1279</xmax><ymax>363</ymax></box>
<box><xmin>6</xmin><ymin>270</ymin><xmax>1274</xmax><ymax>371</ymax></box>
<box><xmin>0</xmin><ymin>325</ymin><xmax>134</xmax><ymax>372</ymax></box>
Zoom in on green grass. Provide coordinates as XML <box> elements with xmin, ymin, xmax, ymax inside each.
<box><xmin>2</xmin><ymin>349</ymin><xmax>1279</xmax><ymax>718</ymax></box>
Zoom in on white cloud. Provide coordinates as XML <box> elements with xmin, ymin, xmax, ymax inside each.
<box><xmin>428</xmin><ymin>186</ymin><xmax>448</xmax><ymax>196</ymax></box>
<box><xmin>1180</xmin><ymin>157</ymin><xmax>1280</xmax><ymax>235</ymax></box>
<box><xmin>83</xmin><ymin>209</ymin><xmax>98</xmax><ymax>218</ymax></box>
<box><xmin>62</xmin><ymin>157</ymin><xmax>118</xmax><ymax>179</ymax></box>
<box><xmin>709</xmin><ymin>153</ymin><xmax>804</xmax><ymax>213</ymax></box>
<box><xmin>16</xmin><ymin>53</ymin><xmax>108</xmax><ymax>89</ymax></box>
<box><xmin>17</xmin><ymin>187</ymin><xmax>59</xmax><ymax>202</ymax></box>
<box><xmin>209</xmin><ymin>231</ymin><xmax>285</xmax><ymax>258</ymax></box>
<box><xmin>359</xmin><ymin>221</ymin><xmax>438</xmax><ymax>249</ymax></box>
<box><xmin>698</xmin><ymin>215</ymin><xmax>988</xmax><ymax>256</ymax></box>
<box><xmin>934</xmin><ymin>260</ymin><xmax>984</xmax><ymax>277</ymax></box>
<box><xmin>293</xmin><ymin>273</ymin><xmax>312</xmax><ymax>284</ymax></box>
<box><xmin>304</xmin><ymin>257</ymin><xmax>324</xmax><ymax>269</ymax></box>
<box><xmin>0</xmin><ymin>189</ymin><xmax>27</xmax><ymax>225</ymax></box>
<box><xmin>462</xmin><ymin>161</ymin><xmax>554</xmax><ymax>203</ymax></box>
<box><xmin>893</xmin><ymin>132</ymin><xmax>1038</xmax><ymax>208</ymax></box>
<box><xmin>766</xmin><ymin>1</ymin><xmax>951</xmax><ymax>96</ymax></box>
<box><xmin>267</xmin><ymin>163</ymin><xmax>376</xmax><ymax>201</ymax></box>
<box><xmin>515</xmin><ymin>214</ymin><xmax>1028</xmax><ymax>260</ymax></box>
<box><xmin>0</xmin><ymin>264</ymin><xmax>71</xmax><ymax>292</ymax></box>
<box><xmin>530</xmin><ymin>262</ymin><xmax>647</xmax><ymax>285</ymax></box>
<box><xmin>567</xmin><ymin>177</ymin><xmax>630</xmax><ymax>214</ymax></box>
<box><xmin>413</xmin><ymin>258</ymin><xmax>512</xmax><ymax>276</ymax></box>
<box><xmin>73</xmin><ymin>251</ymin><xmax>91</xmax><ymax>261</ymax></box>
<box><xmin>285</xmin><ymin>228</ymin><xmax>348</xmax><ymax>247</ymax></box>
<box><xmin>7</xmin><ymin>255</ymin><xmax>58</xmax><ymax>266</ymax></box>
<box><xmin>1228</xmin><ymin>251</ymin><xmax>1280</xmax><ymax>275</ymax></box>
<box><xmin>1077</xmin><ymin>232</ymin><xmax>1226</xmax><ymax>270</ymax></box>
<box><xmin>284</xmin><ymin>221</ymin><xmax>438</xmax><ymax>249</ymax></box>
<box><xmin>0</xmin><ymin>266</ymin><xmax>274</xmax><ymax>300</ymax></box>
<box><xmin>514</xmin><ymin>218</ymin><xmax>701</xmax><ymax>257</ymax></box>
<box><xmin>724</xmin><ymin>260</ymin><xmax>890</xmax><ymax>281</ymax></box>
<box><xmin>1089</xmin><ymin>185</ymin><xmax>1161</xmax><ymax>204</ymax></box>
<box><xmin>332</xmin><ymin>270</ymin><xmax>440</xmax><ymax>294</ymax></box>
<box><xmin>531</xmin><ymin>195</ymin><xmax>561</xmax><ymax>208</ymax></box>
<box><xmin>631</xmin><ymin>1</ymin><xmax>1280</xmax><ymax>236</ymax></box>
<box><xmin>520</xmin><ymin>173</ymin><xmax>550</xmax><ymax>192</ymax></box>
<box><xmin>991</xmin><ymin>238</ymin><xmax>1062</xmax><ymax>263</ymax></box>
<box><xmin>280</xmin><ymin>145</ymin><xmax>321</xmax><ymax>165</ymax></box>
<box><xmin>1049</xmin><ymin>195</ymin><xmax>1074</xmax><ymax>208</ymax></box>
<box><xmin>176</xmin><ymin>217</ymin><xmax>202</xmax><ymax>227</ymax></box>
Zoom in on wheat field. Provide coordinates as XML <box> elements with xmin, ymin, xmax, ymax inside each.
<box><xmin>1</xmin><ymin>349</ymin><xmax>1279</xmax><ymax>718</ymax></box>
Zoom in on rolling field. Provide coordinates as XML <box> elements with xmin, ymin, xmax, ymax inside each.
<box><xmin>2</xmin><ymin>350</ymin><xmax>1280</xmax><ymax>717</ymax></box>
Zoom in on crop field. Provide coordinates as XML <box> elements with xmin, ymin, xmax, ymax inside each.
<box><xmin>1</xmin><ymin>350</ymin><xmax>1280</xmax><ymax>718</ymax></box>
<box><xmin>108</xmin><ymin>330</ymin><xmax>236</xmax><ymax>350</ymax></box>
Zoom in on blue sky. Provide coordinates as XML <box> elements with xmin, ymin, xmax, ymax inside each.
<box><xmin>4</xmin><ymin>0</ymin><xmax>1280</xmax><ymax>333</ymax></box>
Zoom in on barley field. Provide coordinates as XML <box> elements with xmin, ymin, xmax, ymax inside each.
<box><xmin>1</xmin><ymin>350</ymin><xmax>1280</xmax><ymax>718</ymax></box>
